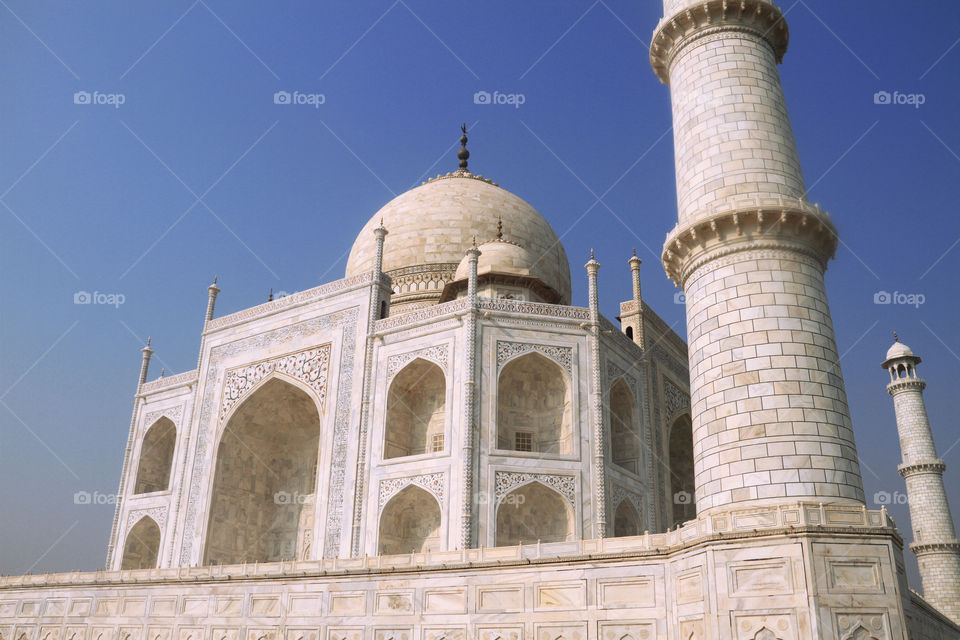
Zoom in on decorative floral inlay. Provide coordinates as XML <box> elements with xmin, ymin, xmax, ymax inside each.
<box><xmin>386</xmin><ymin>345</ymin><xmax>449</xmax><ymax>382</ymax></box>
<box><xmin>494</xmin><ymin>471</ymin><xmax>576</xmax><ymax>507</ymax></box>
<box><xmin>496</xmin><ymin>341</ymin><xmax>573</xmax><ymax>374</ymax></box>
<box><xmin>219</xmin><ymin>345</ymin><xmax>330</xmax><ymax>422</ymax></box>
<box><xmin>378</xmin><ymin>473</ymin><xmax>445</xmax><ymax>510</ymax></box>
<box><xmin>143</xmin><ymin>405</ymin><xmax>183</xmax><ymax>432</ymax></box>
<box><xmin>607</xmin><ymin>361</ymin><xmax>638</xmax><ymax>391</ymax></box>
<box><xmin>126</xmin><ymin>506</ymin><xmax>166</xmax><ymax>530</ymax></box>
<box><xmin>611</xmin><ymin>484</ymin><xmax>643</xmax><ymax>518</ymax></box>
<box><xmin>478</xmin><ymin>298</ymin><xmax>589</xmax><ymax>321</ymax></box>
<box><xmin>664</xmin><ymin>378</ymin><xmax>690</xmax><ymax>419</ymax></box>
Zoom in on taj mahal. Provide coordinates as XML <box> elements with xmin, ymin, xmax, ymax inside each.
<box><xmin>2</xmin><ymin>0</ymin><xmax>960</xmax><ymax>639</ymax></box>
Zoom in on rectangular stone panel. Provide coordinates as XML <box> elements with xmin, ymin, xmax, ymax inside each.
<box><xmin>374</xmin><ymin>593</ymin><xmax>413</xmax><ymax>615</ymax></box>
<box><xmin>0</xmin><ymin>603</ymin><xmax>15</xmax><ymax>617</ymax></box>
<box><xmin>826</xmin><ymin>560</ymin><xmax>882</xmax><ymax>593</ymax></box>
<box><xmin>422</xmin><ymin>629</ymin><xmax>465</xmax><ymax>640</ymax></box>
<box><xmin>329</xmin><ymin>593</ymin><xmax>365</xmax><ymax>615</ymax></box>
<box><xmin>477</xmin><ymin>627</ymin><xmax>522</xmax><ymax>640</ymax></box>
<box><xmin>175</xmin><ymin>626</ymin><xmax>202</xmax><ymax>640</ymax></box>
<box><xmin>210</xmin><ymin>628</ymin><xmax>239</xmax><ymax>640</ymax></box>
<box><xmin>63</xmin><ymin>626</ymin><xmax>86</xmax><ymax>640</ymax></box>
<box><xmin>67</xmin><ymin>600</ymin><xmax>92</xmax><ymax>617</ymax></box>
<box><xmin>372</xmin><ymin>630</ymin><xmax>412</xmax><ymax>640</ymax></box>
<box><xmin>38</xmin><ymin>627</ymin><xmax>60</xmax><ymax>640</ymax></box>
<box><xmin>249</xmin><ymin>596</ymin><xmax>281</xmax><ymax>617</ymax></box>
<box><xmin>118</xmin><ymin>628</ymin><xmax>142</xmax><ymax>640</ymax></box>
<box><xmin>179</xmin><ymin>598</ymin><xmax>207</xmax><ymax>617</ymax></box>
<box><xmin>149</xmin><ymin>598</ymin><xmax>177</xmax><ymax>617</ymax></box>
<box><xmin>534</xmin><ymin>623</ymin><xmax>587</xmax><ymax>640</ymax></box>
<box><xmin>146</xmin><ymin>627</ymin><xmax>172</xmax><ymax>640</ymax></box>
<box><xmin>17</xmin><ymin>603</ymin><xmax>39</xmax><ymax>618</ymax></box>
<box><xmin>90</xmin><ymin>627</ymin><xmax>113</xmax><ymax>640</ymax></box>
<box><xmin>731</xmin><ymin>612</ymin><xmax>798</xmax><ymax>640</ymax></box>
<box><xmin>477</xmin><ymin>586</ymin><xmax>524</xmax><ymax>613</ymax></box>
<box><xmin>214</xmin><ymin>598</ymin><xmax>242</xmax><ymax>617</ymax></box>
<box><xmin>41</xmin><ymin>600</ymin><xmax>66</xmax><ymax>617</ymax></box>
<box><xmin>423</xmin><ymin>589</ymin><xmax>466</xmax><ymax>614</ymax></box>
<box><xmin>598</xmin><ymin>577</ymin><xmax>657</xmax><ymax>608</ymax></box>
<box><xmin>597</xmin><ymin>623</ymin><xmax>656</xmax><ymax>640</ymax></box>
<box><xmin>245</xmin><ymin>628</ymin><xmax>278</xmax><ymax>640</ymax></box>
<box><xmin>326</xmin><ymin>629</ymin><xmax>362</xmax><ymax>640</ymax></box>
<box><xmin>14</xmin><ymin>626</ymin><xmax>37</xmax><ymax>640</ymax></box>
<box><xmin>728</xmin><ymin>559</ymin><xmax>793</xmax><ymax>596</ymax></box>
<box><xmin>121</xmin><ymin>599</ymin><xmax>146</xmax><ymax>617</ymax></box>
<box><xmin>287</xmin><ymin>595</ymin><xmax>322</xmax><ymax>617</ymax></box>
<box><xmin>93</xmin><ymin>599</ymin><xmax>119</xmax><ymax>617</ymax></box>
<box><xmin>676</xmin><ymin>570</ymin><xmax>704</xmax><ymax>604</ymax></box>
<box><xmin>284</xmin><ymin>629</ymin><xmax>319</xmax><ymax>640</ymax></box>
<box><xmin>535</xmin><ymin>581</ymin><xmax>585</xmax><ymax>610</ymax></box>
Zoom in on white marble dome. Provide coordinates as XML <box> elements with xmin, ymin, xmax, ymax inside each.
<box><xmin>346</xmin><ymin>173</ymin><xmax>572</xmax><ymax>305</ymax></box>
<box><xmin>886</xmin><ymin>340</ymin><xmax>916</xmax><ymax>361</ymax></box>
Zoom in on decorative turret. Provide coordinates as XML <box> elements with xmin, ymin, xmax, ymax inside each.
<box><xmin>619</xmin><ymin>250</ymin><xmax>645</xmax><ymax>347</ymax></box>
<box><xmin>205</xmin><ymin>276</ymin><xmax>220</xmax><ymax>322</ymax></box>
<box><xmin>138</xmin><ymin>337</ymin><xmax>153</xmax><ymax>387</ymax></box>
<box><xmin>652</xmin><ymin>0</ymin><xmax>864</xmax><ymax>515</ymax></box>
<box><xmin>882</xmin><ymin>335</ymin><xmax>960</xmax><ymax>623</ymax></box>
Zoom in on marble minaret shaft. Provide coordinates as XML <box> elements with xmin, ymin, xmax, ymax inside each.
<box><xmin>652</xmin><ymin>0</ymin><xmax>865</xmax><ymax>514</ymax></box>
<box><xmin>883</xmin><ymin>340</ymin><xmax>960</xmax><ymax>624</ymax></box>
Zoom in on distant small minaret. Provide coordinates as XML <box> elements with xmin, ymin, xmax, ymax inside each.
<box><xmin>882</xmin><ymin>334</ymin><xmax>960</xmax><ymax>623</ymax></box>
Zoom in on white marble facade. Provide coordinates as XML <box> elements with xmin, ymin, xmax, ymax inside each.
<box><xmin>104</xmin><ymin>254</ymin><xmax>689</xmax><ymax>570</ymax></box>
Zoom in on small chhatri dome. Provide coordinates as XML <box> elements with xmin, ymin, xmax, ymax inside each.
<box><xmin>883</xmin><ymin>332</ymin><xmax>921</xmax><ymax>368</ymax></box>
<box><xmin>445</xmin><ymin>220</ymin><xmax>563</xmax><ymax>303</ymax></box>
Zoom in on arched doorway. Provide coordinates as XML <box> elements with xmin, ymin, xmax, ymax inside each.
<box><xmin>610</xmin><ymin>379</ymin><xmax>640</xmax><ymax>474</ymax></box>
<box><xmin>384</xmin><ymin>359</ymin><xmax>446</xmax><ymax>458</ymax></box>
<box><xmin>134</xmin><ymin>417</ymin><xmax>176</xmax><ymax>494</ymax></box>
<box><xmin>497</xmin><ymin>353</ymin><xmax>572</xmax><ymax>455</ymax></box>
<box><xmin>121</xmin><ymin>516</ymin><xmax>161</xmax><ymax>570</ymax></box>
<box><xmin>378</xmin><ymin>485</ymin><xmax>442</xmax><ymax>555</ymax></box>
<box><xmin>495</xmin><ymin>482</ymin><xmax>573</xmax><ymax>546</ymax></box>
<box><xmin>203</xmin><ymin>377</ymin><xmax>321</xmax><ymax>565</ymax></box>
<box><xmin>613</xmin><ymin>498</ymin><xmax>641</xmax><ymax>537</ymax></box>
<box><xmin>669</xmin><ymin>413</ymin><xmax>695</xmax><ymax>527</ymax></box>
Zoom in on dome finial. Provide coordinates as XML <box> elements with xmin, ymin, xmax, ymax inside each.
<box><xmin>496</xmin><ymin>215</ymin><xmax>503</xmax><ymax>240</ymax></box>
<box><xmin>894</xmin><ymin>331</ymin><xmax>899</xmax><ymax>343</ymax></box>
<box><xmin>268</xmin><ymin>288</ymin><xmax>273</xmax><ymax>302</ymax></box>
<box><xmin>457</xmin><ymin>123</ymin><xmax>470</xmax><ymax>171</ymax></box>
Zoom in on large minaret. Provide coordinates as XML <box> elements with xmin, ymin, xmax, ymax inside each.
<box><xmin>882</xmin><ymin>336</ymin><xmax>960</xmax><ymax>624</ymax></box>
<box><xmin>651</xmin><ymin>0</ymin><xmax>865</xmax><ymax>515</ymax></box>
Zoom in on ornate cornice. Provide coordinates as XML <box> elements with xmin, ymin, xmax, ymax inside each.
<box><xmin>898</xmin><ymin>460</ymin><xmax>946</xmax><ymax>477</ymax></box>
<box><xmin>139</xmin><ymin>370</ymin><xmax>198</xmax><ymax>395</ymax></box>
<box><xmin>661</xmin><ymin>199</ymin><xmax>838</xmax><ymax>286</ymax></box>
<box><xmin>887</xmin><ymin>379</ymin><xmax>927</xmax><ymax>394</ymax></box>
<box><xmin>651</xmin><ymin>0</ymin><xmax>789</xmax><ymax>84</ymax></box>
<box><xmin>910</xmin><ymin>540</ymin><xmax>960</xmax><ymax>555</ymax></box>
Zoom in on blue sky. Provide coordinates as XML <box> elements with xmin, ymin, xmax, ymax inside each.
<box><xmin>1</xmin><ymin>1</ymin><xmax>959</xmax><ymax>588</ymax></box>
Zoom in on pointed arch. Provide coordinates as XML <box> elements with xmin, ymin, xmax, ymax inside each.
<box><xmin>378</xmin><ymin>484</ymin><xmax>442</xmax><ymax>555</ymax></box>
<box><xmin>668</xmin><ymin>412</ymin><xmax>695</xmax><ymax>527</ymax></box>
<box><xmin>843</xmin><ymin>625</ymin><xmax>878</xmax><ymax>640</ymax></box>
<box><xmin>134</xmin><ymin>417</ymin><xmax>176</xmax><ymax>494</ymax></box>
<box><xmin>610</xmin><ymin>378</ymin><xmax>641</xmax><ymax>474</ymax></box>
<box><xmin>121</xmin><ymin>516</ymin><xmax>161</xmax><ymax>570</ymax></box>
<box><xmin>495</xmin><ymin>481</ymin><xmax>573</xmax><ymax>546</ymax></box>
<box><xmin>497</xmin><ymin>352</ymin><xmax>572</xmax><ymax>455</ymax></box>
<box><xmin>203</xmin><ymin>376</ymin><xmax>321</xmax><ymax>565</ymax></box>
<box><xmin>613</xmin><ymin>498</ymin><xmax>642</xmax><ymax>537</ymax></box>
<box><xmin>384</xmin><ymin>358</ymin><xmax>446</xmax><ymax>459</ymax></box>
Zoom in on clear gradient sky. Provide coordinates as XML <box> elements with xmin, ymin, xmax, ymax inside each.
<box><xmin>1</xmin><ymin>1</ymin><xmax>959</xmax><ymax>589</ymax></box>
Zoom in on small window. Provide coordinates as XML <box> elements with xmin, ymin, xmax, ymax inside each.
<box><xmin>625</xmin><ymin>326</ymin><xmax>634</xmax><ymax>339</ymax></box>
<box><xmin>431</xmin><ymin>433</ymin><xmax>444</xmax><ymax>453</ymax></box>
<box><xmin>515</xmin><ymin>431</ymin><xmax>533</xmax><ymax>452</ymax></box>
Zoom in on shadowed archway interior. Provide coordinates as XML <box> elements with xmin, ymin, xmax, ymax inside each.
<box><xmin>384</xmin><ymin>359</ymin><xmax>446</xmax><ymax>459</ymax></box>
<box><xmin>203</xmin><ymin>377</ymin><xmax>321</xmax><ymax>565</ymax></box>
<box><xmin>121</xmin><ymin>517</ymin><xmax>161</xmax><ymax>570</ymax></box>
<box><xmin>497</xmin><ymin>353</ymin><xmax>572</xmax><ymax>455</ymax></box>
<box><xmin>378</xmin><ymin>485</ymin><xmax>442</xmax><ymax>555</ymax></box>
<box><xmin>495</xmin><ymin>482</ymin><xmax>573</xmax><ymax>546</ymax></box>
<box><xmin>669</xmin><ymin>413</ymin><xmax>695</xmax><ymax>527</ymax></box>
<box><xmin>134</xmin><ymin>417</ymin><xmax>176</xmax><ymax>494</ymax></box>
